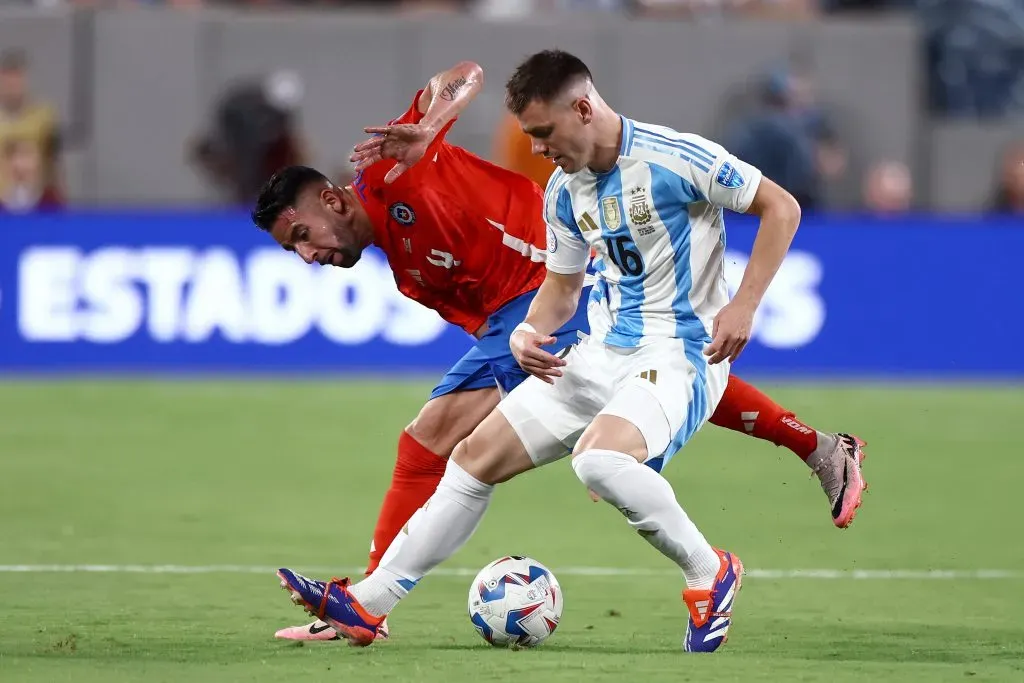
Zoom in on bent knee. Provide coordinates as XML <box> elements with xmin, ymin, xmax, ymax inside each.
<box><xmin>406</xmin><ymin>407</ymin><xmax>458</xmax><ymax>457</ymax></box>
<box><xmin>407</xmin><ymin>390</ymin><xmax>499</xmax><ymax>457</ymax></box>
<box><xmin>571</xmin><ymin>448</ymin><xmax>634</xmax><ymax>490</ymax></box>
<box><xmin>570</xmin><ymin>449</ymin><xmax>601</xmax><ymax>488</ymax></box>
<box><xmin>452</xmin><ymin>411</ymin><xmax>534</xmax><ymax>485</ymax></box>
<box><xmin>405</xmin><ymin>418</ymin><xmax>438</xmax><ymax>452</ymax></box>
<box><xmin>572</xmin><ymin>415</ymin><xmax>648</xmax><ymax>461</ymax></box>
<box><xmin>451</xmin><ymin>433</ymin><xmax>502</xmax><ymax>483</ymax></box>
<box><xmin>572</xmin><ymin>430</ymin><xmax>601</xmax><ymax>456</ymax></box>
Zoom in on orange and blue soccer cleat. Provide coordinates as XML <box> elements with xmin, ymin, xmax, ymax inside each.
<box><xmin>276</xmin><ymin>569</ymin><xmax>385</xmax><ymax>647</ymax></box>
<box><xmin>682</xmin><ymin>548</ymin><xmax>744</xmax><ymax>653</ymax></box>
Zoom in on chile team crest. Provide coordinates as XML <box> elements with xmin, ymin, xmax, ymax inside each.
<box><xmin>389</xmin><ymin>202</ymin><xmax>416</xmax><ymax>226</ymax></box>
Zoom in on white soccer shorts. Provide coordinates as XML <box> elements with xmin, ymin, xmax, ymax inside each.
<box><xmin>497</xmin><ymin>335</ymin><xmax>729</xmax><ymax>471</ymax></box>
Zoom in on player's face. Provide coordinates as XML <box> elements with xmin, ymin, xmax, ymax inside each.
<box><xmin>517</xmin><ymin>98</ymin><xmax>593</xmax><ymax>174</ymax></box>
<box><xmin>269</xmin><ymin>186</ymin><xmax>368</xmax><ymax>268</ymax></box>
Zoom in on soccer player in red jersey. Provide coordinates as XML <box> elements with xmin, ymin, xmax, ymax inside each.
<box><xmin>251</xmin><ymin>61</ymin><xmax>866</xmax><ymax>642</ymax></box>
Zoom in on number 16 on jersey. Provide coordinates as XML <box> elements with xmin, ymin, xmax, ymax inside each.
<box><xmin>604</xmin><ymin>236</ymin><xmax>645</xmax><ymax>276</ymax></box>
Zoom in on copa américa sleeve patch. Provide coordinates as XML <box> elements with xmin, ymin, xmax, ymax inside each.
<box><xmin>715</xmin><ymin>162</ymin><xmax>745</xmax><ymax>189</ymax></box>
<box><xmin>547</xmin><ymin>226</ymin><xmax>558</xmax><ymax>253</ymax></box>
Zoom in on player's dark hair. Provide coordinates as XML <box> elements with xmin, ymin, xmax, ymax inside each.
<box><xmin>251</xmin><ymin>165</ymin><xmax>328</xmax><ymax>232</ymax></box>
<box><xmin>504</xmin><ymin>50</ymin><xmax>593</xmax><ymax>115</ymax></box>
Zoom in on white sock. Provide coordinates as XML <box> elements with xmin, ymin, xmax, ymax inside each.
<box><xmin>376</xmin><ymin>506</ymin><xmax>423</xmax><ymax>569</ymax></box>
<box><xmin>350</xmin><ymin>459</ymin><xmax>494</xmax><ymax>616</ymax></box>
<box><xmin>572</xmin><ymin>448</ymin><xmax>721</xmax><ymax>590</ymax></box>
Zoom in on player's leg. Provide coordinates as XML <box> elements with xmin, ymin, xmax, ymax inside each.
<box><xmin>365</xmin><ymin>290</ymin><xmax>588</xmax><ymax>574</ymax></box>
<box><xmin>276</xmin><ymin>410</ymin><xmax>536</xmax><ymax>646</ymax></box>
<box><xmin>709</xmin><ymin>374</ymin><xmax>867</xmax><ymax>528</ymax></box>
<box><xmin>273</xmin><ymin>350</ymin><xmax>500</xmax><ymax>643</ymax></box>
<box><xmin>277</xmin><ymin>343</ymin><xmax>600</xmax><ymax>646</ymax></box>
<box><xmin>349</xmin><ymin>343</ymin><xmax>602</xmax><ymax>616</ymax></box>
<box><xmin>570</xmin><ymin>338</ymin><xmax>740</xmax><ymax>653</ymax></box>
<box><xmin>365</xmin><ymin>384</ymin><xmax>499</xmax><ymax>575</ymax></box>
<box><xmin>572</xmin><ymin>412</ymin><xmax>724</xmax><ymax>588</ymax></box>
<box><xmin>368</xmin><ymin>295</ymin><xmax>593</xmax><ymax>573</ymax></box>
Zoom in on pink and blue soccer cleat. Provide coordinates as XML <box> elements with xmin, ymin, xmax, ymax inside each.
<box><xmin>682</xmin><ymin>548</ymin><xmax>744</xmax><ymax>653</ymax></box>
<box><xmin>276</xmin><ymin>569</ymin><xmax>385</xmax><ymax>647</ymax></box>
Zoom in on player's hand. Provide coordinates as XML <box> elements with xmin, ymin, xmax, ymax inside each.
<box><xmin>587</xmin><ymin>489</ymin><xmax>601</xmax><ymax>503</ymax></box>
<box><xmin>510</xmin><ymin>330</ymin><xmax>566</xmax><ymax>384</ymax></box>
<box><xmin>704</xmin><ymin>300</ymin><xmax>756</xmax><ymax>365</ymax></box>
<box><xmin>350</xmin><ymin>123</ymin><xmax>434</xmax><ymax>184</ymax></box>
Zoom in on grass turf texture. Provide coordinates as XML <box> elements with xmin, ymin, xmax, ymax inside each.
<box><xmin>1</xmin><ymin>380</ymin><xmax>1022</xmax><ymax>682</ymax></box>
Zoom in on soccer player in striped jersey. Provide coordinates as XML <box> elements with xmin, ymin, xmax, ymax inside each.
<box><xmin>275</xmin><ymin>50</ymin><xmax>866</xmax><ymax>652</ymax></box>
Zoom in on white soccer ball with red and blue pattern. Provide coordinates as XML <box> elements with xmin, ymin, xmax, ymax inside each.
<box><xmin>467</xmin><ymin>555</ymin><xmax>563</xmax><ymax>648</ymax></box>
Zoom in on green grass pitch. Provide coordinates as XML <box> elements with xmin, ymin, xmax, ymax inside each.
<box><xmin>1</xmin><ymin>379</ymin><xmax>1022</xmax><ymax>682</ymax></box>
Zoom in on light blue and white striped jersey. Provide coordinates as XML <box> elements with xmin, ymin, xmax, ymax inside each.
<box><xmin>543</xmin><ymin>115</ymin><xmax>762</xmax><ymax>348</ymax></box>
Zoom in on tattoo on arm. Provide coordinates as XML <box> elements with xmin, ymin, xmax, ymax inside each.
<box><xmin>439</xmin><ymin>76</ymin><xmax>468</xmax><ymax>102</ymax></box>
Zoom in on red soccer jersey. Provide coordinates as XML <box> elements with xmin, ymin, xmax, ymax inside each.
<box><xmin>351</xmin><ymin>91</ymin><xmax>548</xmax><ymax>335</ymax></box>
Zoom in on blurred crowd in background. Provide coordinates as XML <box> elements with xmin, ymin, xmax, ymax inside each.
<box><xmin>0</xmin><ymin>0</ymin><xmax>1021</xmax><ymax>215</ymax></box>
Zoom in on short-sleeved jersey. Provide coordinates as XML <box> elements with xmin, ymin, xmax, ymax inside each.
<box><xmin>352</xmin><ymin>91</ymin><xmax>549</xmax><ymax>335</ymax></box>
<box><xmin>544</xmin><ymin>116</ymin><xmax>763</xmax><ymax>348</ymax></box>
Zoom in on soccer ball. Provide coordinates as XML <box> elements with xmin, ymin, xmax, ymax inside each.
<box><xmin>467</xmin><ymin>555</ymin><xmax>563</xmax><ymax>648</ymax></box>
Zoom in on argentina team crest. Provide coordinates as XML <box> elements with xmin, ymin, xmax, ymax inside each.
<box><xmin>600</xmin><ymin>196</ymin><xmax>623</xmax><ymax>231</ymax></box>
<box><xmin>628</xmin><ymin>187</ymin><xmax>652</xmax><ymax>225</ymax></box>
<box><xmin>716</xmin><ymin>162</ymin><xmax>745</xmax><ymax>189</ymax></box>
<box><xmin>389</xmin><ymin>202</ymin><xmax>416</xmax><ymax>226</ymax></box>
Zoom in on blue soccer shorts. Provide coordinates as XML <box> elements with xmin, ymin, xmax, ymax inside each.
<box><xmin>429</xmin><ymin>286</ymin><xmax>592</xmax><ymax>401</ymax></box>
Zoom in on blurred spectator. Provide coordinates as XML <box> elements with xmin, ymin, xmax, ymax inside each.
<box><xmin>240</xmin><ymin>0</ymin><xmax>471</xmax><ymax>8</ymax></box>
<box><xmin>475</xmin><ymin>0</ymin><xmax>625</xmax><ymax>19</ymax></box>
<box><xmin>862</xmin><ymin>160</ymin><xmax>912</xmax><ymax>215</ymax></box>
<box><xmin>0</xmin><ymin>50</ymin><xmax>61</xmax><ymax>202</ymax></box>
<box><xmin>492</xmin><ymin>112</ymin><xmax>557</xmax><ymax>189</ymax></box>
<box><xmin>188</xmin><ymin>70</ymin><xmax>309</xmax><ymax>205</ymax></box>
<box><xmin>634</xmin><ymin>0</ymin><xmax>817</xmax><ymax>20</ymax></box>
<box><xmin>991</xmin><ymin>142</ymin><xmax>1024</xmax><ymax>214</ymax></box>
<box><xmin>821</xmin><ymin>0</ymin><xmax>916</xmax><ymax>12</ymax></box>
<box><xmin>728</xmin><ymin>0</ymin><xmax>818</xmax><ymax>19</ymax></box>
<box><xmin>924</xmin><ymin>0</ymin><xmax>1024</xmax><ymax>118</ymax></box>
<box><xmin>398</xmin><ymin>0</ymin><xmax>472</xmax><ymax>12</ymax></box>
<box><xmin>0</xmin><ymin>138</ymin><xmax>63</xmax><ymax>213</ymax></box>
<box><xmin>724</xmin><ymin>64</ymin><xmax>847</xmax><ymax>211</ymax></box>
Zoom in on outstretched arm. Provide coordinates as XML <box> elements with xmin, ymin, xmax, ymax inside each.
<box><xmin>350</xmin><ymin>61</ymin><xmax>483</xmax><ymax>183</ymax></box>
<box><xmin>415</xmin><ymin>61</ymin><xmax>484</xmax><ymax>136</ymax></box>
